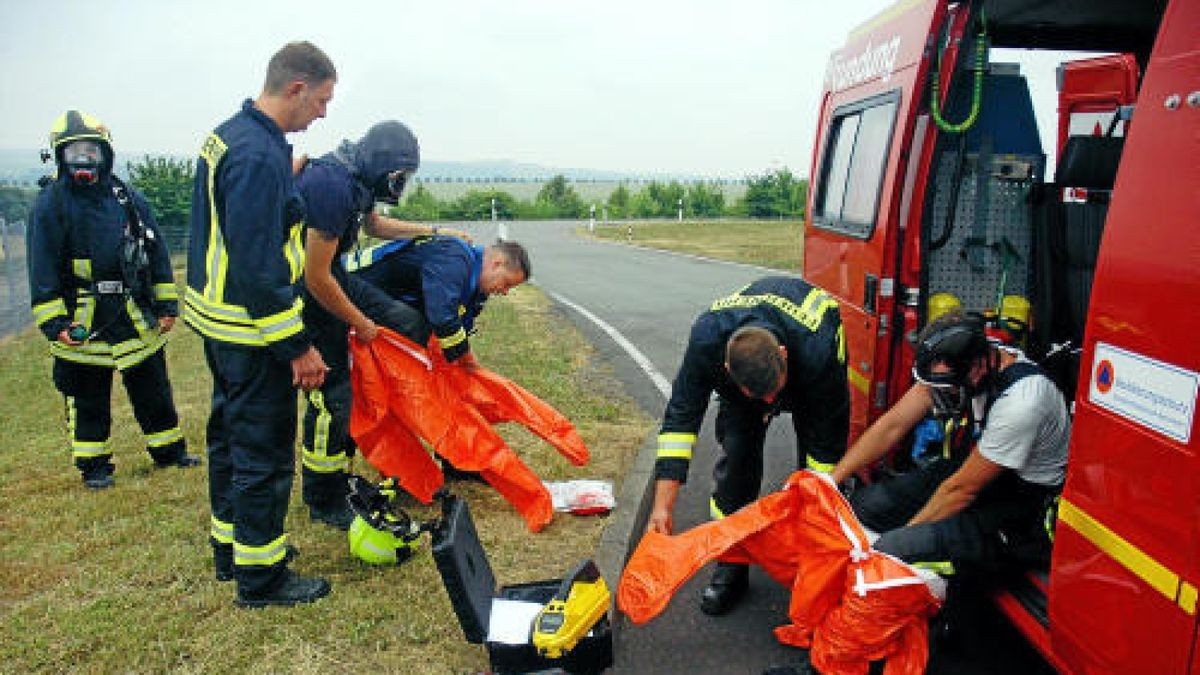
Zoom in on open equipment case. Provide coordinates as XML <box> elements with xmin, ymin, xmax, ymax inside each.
<box><xmin>430</xmin><ymin>493</ymin><xmax>614</xmax><ymax>674</ymax></box>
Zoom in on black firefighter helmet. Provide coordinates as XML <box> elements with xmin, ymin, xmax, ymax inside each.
<box><xmin>328</xmin><ymin>120</ymin><xmax>420</xmax><ymax>205</ymax></box>
<box><xmin>49</xmin><ymin>110</ymin><xmax>115</xmax><ymax>185</ymax></box>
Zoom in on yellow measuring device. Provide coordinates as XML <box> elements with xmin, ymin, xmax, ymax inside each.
<box><xmin>531</xmin><ymin>559</ymin><xmax>611</xmax><ymax>659</ymax></box>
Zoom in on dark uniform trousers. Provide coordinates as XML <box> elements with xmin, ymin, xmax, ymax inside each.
<box><xmin>204</xmin><ymin>340</ymin><xmax>298</xmax><ymax>595</ymax></box>
<box><xmin>711</xmin><ymin>359</ymin><xmax>850</xmax><ymax>519</ymax></box>
<box><xmin>850</xmin><ymin>457</ymin><xmax>1056</xmax><ymax>570</ymax></box>
<box><xmin>54</xmin><ymin>351</ymin><xmax>184</xmax><ymax>474</ymax></box>
<box><xmin>300</xmin><ymin>274</ymin><xmax>430</xmax><ymax>508</ymax></box>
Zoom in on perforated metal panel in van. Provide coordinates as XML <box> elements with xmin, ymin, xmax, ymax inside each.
<box><xmin>926</xmin><ymin>151</ymin><xmax>1042</xmax><ymax>314</ymax></box>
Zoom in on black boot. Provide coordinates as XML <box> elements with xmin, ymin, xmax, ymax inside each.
<box><xmin>308</xmin><ymin>500</ymin><xmax>355</xmax><ymax>530</ymax></box>
<box><xmin>235</xmin><ymin>569</ymin><xmax>331</xmax><ymax>608</ymax></box>
<box><xmin>80</xmin><ymin>460</ymin><xmax>115</xmax><ymax>490</ymax></box>
<box><xmin>700</xmin><ymin>563</ymin><xmax>749</xmax><ymax>616</ymax></box>
<box><xmin>304</xmin><ymin>469</ymin><xmax>355</xmax><ymax>530</ymax></box>
<box><xmin>155</xmin><ymin>453</ymin><xmax>202</xmax><ymax>469</ymax></box>
<box><xmin>152</xmin><ymin>442</ymin><xmax>202</xmax><ymax>469</ymax></box>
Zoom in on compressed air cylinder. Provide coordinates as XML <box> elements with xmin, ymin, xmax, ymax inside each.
<box><xmin>927</xmin><ymin>292</ymin><xmax>962</xmax><ymax>323</ymax></box>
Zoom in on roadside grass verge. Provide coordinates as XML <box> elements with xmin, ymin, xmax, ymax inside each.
<box><xmin>586</xmin><ymin>219</ymin><xmax>804</xmax><ymax>272</ymax></box>
<box><xmin>0</xmin><ymin>284</ymin><xmax>653</xmax><ymax>673</ymax></box>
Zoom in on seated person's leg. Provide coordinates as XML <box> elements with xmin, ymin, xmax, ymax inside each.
<box><xmin>849</xmin><ymin>457</ymin><xmax>958</xmax><ymax>532</ymax></box>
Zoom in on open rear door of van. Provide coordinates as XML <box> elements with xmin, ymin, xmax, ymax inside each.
<box><xmin>1048</xmin><ymin>0</ymin><xmax>1200</xmax><ymax>671</ymax></box>
<box><xmin>805</xmin><ymin>0</ymin><xmax>956</xmax><ymax>437</ymax></box>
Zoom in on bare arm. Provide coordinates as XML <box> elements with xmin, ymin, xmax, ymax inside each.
<box><xmin>303</xmin><ymin>229</ymin><xmax>378</xmax><ymax>342</ymax></box>
<box><xmin>830</xmin><ymin>383</ymin><xmax>933</xmax><ymax>484</ymax></box>
<box><xmin>907</xmin><ymin>448</ymin><xmax>1004</xmax><ymax>525</ymax></box>
<box><xmin>364</xmin><ymin>212</ymin><xmax>472</xmax><ymax>242</ymax></box>
<box><xmin>646</xmin><ymin>479</ymin><xmax>681</xmax><ymax>534</ymax></box>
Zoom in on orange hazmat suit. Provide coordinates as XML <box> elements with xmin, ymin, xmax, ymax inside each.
<box><xmin>349</xmin><ymin>328</ymin><xmax>590</xmax><ymax>532</ymax></box>
<box><xmin>617</xmin><ymin>471</ymin><xmax>941</xmax><ymax>675</ymax></box>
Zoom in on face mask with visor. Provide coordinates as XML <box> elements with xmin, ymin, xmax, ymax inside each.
<box><xmin>374</xmin><ymin>169</ymin><xmax>412</xmax><ymax>205</ymax></box>
<box><xmin>912</xmin><ymin>365</ymin><xmax>969</xmax><ymax>420</ymax></box>
<box><xmin>63</xmin><ymin>140</ymin><xmax>103</xmax><ymax>185</ymax></box>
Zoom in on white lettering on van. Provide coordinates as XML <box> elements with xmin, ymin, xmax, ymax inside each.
<box><xmin>826</xmin><ymin>36</ymin><xmax>902</xmax><ymax>93</ymax></box>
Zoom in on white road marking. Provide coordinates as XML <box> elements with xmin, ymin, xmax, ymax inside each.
<box><xmin>547</xmin><ymin>290</ymin><xmax>672</xmax><ymax>399</ymax></box>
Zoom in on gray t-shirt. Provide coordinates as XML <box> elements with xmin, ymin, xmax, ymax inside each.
<box><xmin>976</xmin><ymin>362</ymin><xmax>1071</xmax><ymax>486</ymax></box>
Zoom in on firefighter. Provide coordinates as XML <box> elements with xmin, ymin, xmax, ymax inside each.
<box><xmin>347</xmin><ymin>237</ymin><xmax>531</xmax><ymax>368</ymax></box>
<box><xmin>645</xmin><ymin>276</ymin><xmax>850</xmax><ymax>616</ymax></box>
<box><xmin>184</xmin><ymin>42</ymin><xmax>336</xmax><ymax>607</ymax></box>
<box><xmin>28</xmin><ymin>110</ymin><xmax>198</xmax><ymax>490</ymax></box>
<box><xmin>296</xmin><ymin>120</ymin><xmax>470</xmax><ymax>530</ymax></box>
<box><xmin>831</xmin><ymin>310</ymin><xmax>1069</xmax><ymax>575</ymax></box>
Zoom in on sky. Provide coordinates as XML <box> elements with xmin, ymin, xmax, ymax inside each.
<box><xmin>0</xmin><ymin>0</ymin><xmax>1071</xmax><ymax>178</ymax></box>
<box><xmin>0</xmin><ymin>0</ymin><xmax>905</xmax><ymax>177</ymax></box>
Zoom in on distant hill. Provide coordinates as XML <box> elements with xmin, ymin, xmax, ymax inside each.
<box><xmin>0</xmin><ymin>148</ymin><xmax>739</xmax><ymax>188</ymax></box>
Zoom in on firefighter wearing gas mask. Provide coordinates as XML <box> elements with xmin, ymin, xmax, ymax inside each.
<box><xmin>830</xmin><ymin>311</ymin><xmax>1070</xmax><ymax>575</ymax></box>
<box><xmin>295</xmin><ymin>120</ymin><xmax>470</xmax><ymax>530</ymax></box>
<box><xmin>27</xmin><ymin>110</ymin><xmax>198</xmax><ymax>490</ymax></box>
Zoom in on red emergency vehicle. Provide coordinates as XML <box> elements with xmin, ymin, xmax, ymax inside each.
<box><xmin>804</xmin><ymin>0</ymin><xmax>1199</xmax><ymax>671</ymax></box>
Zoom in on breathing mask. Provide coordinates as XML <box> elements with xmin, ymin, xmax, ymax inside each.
<box><xmin>63</xmin><ymin>140</ymin><xmax>104</xmax><ymax>185</ymax></box>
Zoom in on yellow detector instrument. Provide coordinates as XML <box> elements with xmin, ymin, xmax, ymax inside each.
<box><xmin>531</xmin><ymin>559</ymin><xmax>611</xmax><ymax>659</ymax></box>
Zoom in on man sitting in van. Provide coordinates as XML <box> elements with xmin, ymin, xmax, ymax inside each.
<box><xmin>830</xmin><ymin>311</ymin><xmax>1069</xmax><ymax>572</ymax></box>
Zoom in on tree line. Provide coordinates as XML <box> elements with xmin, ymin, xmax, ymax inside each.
<box><xmin>392</xmin><ymin>169</ymin><xmax>807</xmax><ymax>222</ymax></box>
<box><xmin>0</xmin><ymin>159</ymin><xmax>807</xmax><ymax>248</ymax></box>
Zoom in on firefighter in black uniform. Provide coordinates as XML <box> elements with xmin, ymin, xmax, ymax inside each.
<box><xmin>296</xmin><ymin>120</ymin><xmax>469</xmax><ymax>529</ymax></box>
<box><xmin>184</xmin><ymin>42</ymin><xmax>336</xmax><ymax>607</ymax></box>
<box><xmin>28</xmin><ymin>110</ymin><xmax>198</xmax><ymax>490</ymax></box>
<box><xmin>347</xmin><ymin>236</ymin><xmax>531</xmax><ymax>366</ymax></box>
<box><xmin>645</xmin><ymin>276</ymin><xmax>850</xmax><ymax>615</ymax></box>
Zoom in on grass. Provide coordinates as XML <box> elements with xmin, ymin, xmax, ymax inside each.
<box><xmin>0</xmin><ymin>283</ymin><xmax>653</xmax><ymax>673</ymax></box>
<box><xmin>586</xmin><ymin>219</ymin><xmax>805</xmax><ymax>272</ymax></box>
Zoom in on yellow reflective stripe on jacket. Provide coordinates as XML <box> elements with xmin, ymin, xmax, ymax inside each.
<box><xmin>710</xmin><ymin>497</ymin><xmax>728</xmax><ymax>520</ymax></box>
<box><xmin>710</xmin><ymin>288</ymin><xmax>838</xmax><ymax>332</ymax></box>
<box><xmin>200</xmin><ymin>133</ymin><xmax>228</xmax><ymax>302</ymax></box>
<box><xmin>837</xmin><ymin>324</ymin><xmax>847</xmax><ymax>365</ymax></box>
<box><xmin>32</xmin><ymin>298</ymin><xmax>67</xmax><ymax>326</ymax></box>
<box><xmin>146</xmin><ymin>426</ymin><xmax>183</xmax><ymax>449</ymax></box>
<box><xmin>254</xmin><ymin>299</ymin><xmax>305</xmax><ymax>344</ymax></box>
<box><xmin>153</xmin><ymin>282</ymin><xmax>179</xmax><ymax>302</ymax></box>
<box><xmin>657</xmin><ymin>432</ymin><xmax>696</xmax><ymax>460</ymax></box>
<box><xmin>234</xmin><ymin>534</ymin><xmax>289</xmax><ymax>567</ymax></box>
<box><xmin>183</xmin><ymin>288</ymin><xmax>268</xmax><ymax>346</ymax></box>
<box><xmin>72</xmin><ymin>258</ymin><xmax>92</xmax><ymax>280</ymax></box>
<box><xmin>50</xmin><ymin>332</ymin><xmax>165</xmax><ymax>370</ymax></box>
<box><xmin>210</xmin><ymin>516</ymin><xmax>234</xmax><ymax>545</ymax></box>
<box><xmin>284</xmin><ymin>222</ymin><xmax>305</xmax><ymax>283</ymax></box>
<box><xmin>72</xmin><ymin>439</ymin><xmax>109</xmax><ymax>459</ymax></box>
<box><xmin>73</xmin><ymin>294</ymin><xmax>96</xmax><ymax>329</ymax></box>
<box><xmin>438</xmin><ymin>327</ymin><xmax>467</xmax><ymax>350</ymax></box>
<box><xmin>342</xmin><ymin>241</ymin><xmax>392</xmax><ymax>272</ymax></box>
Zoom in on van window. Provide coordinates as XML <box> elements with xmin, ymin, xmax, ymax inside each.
<box><xmin>814</xmin><ymin>93</ymin><xmax>899</xmax><ymax>238</ymax></box>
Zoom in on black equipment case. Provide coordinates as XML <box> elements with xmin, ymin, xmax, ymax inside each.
<box><xmin>430</xmin><ymin>494</ymin><xmax>613</xmax><ymax>674</ymax></box>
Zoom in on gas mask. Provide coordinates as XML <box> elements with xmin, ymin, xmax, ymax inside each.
<box><xmin>375</xmin><ymin>168</ymin><xmax>412</xmax><ymax>205</ymax></box>
<box><xmin>62</xmin><ymin>140</ymin><xmax>104</xmax><ymax>185</ymax></box>
<box><xmin>912</xmin><ymin>366</ymin><xmax>969</xmax><ymax>419</ymax></box>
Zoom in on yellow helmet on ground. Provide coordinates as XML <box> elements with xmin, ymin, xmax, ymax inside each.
<box><xmin>346</xmin><ymin>475</ymin><xmax>422</xmax><ymax>565</ymax></box>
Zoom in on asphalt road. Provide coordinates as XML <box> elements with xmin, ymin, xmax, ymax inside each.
<box><xmin>480</xmin><ymin>219</ymin><xmax>1057</xmax><ymax>675</ymax></box>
